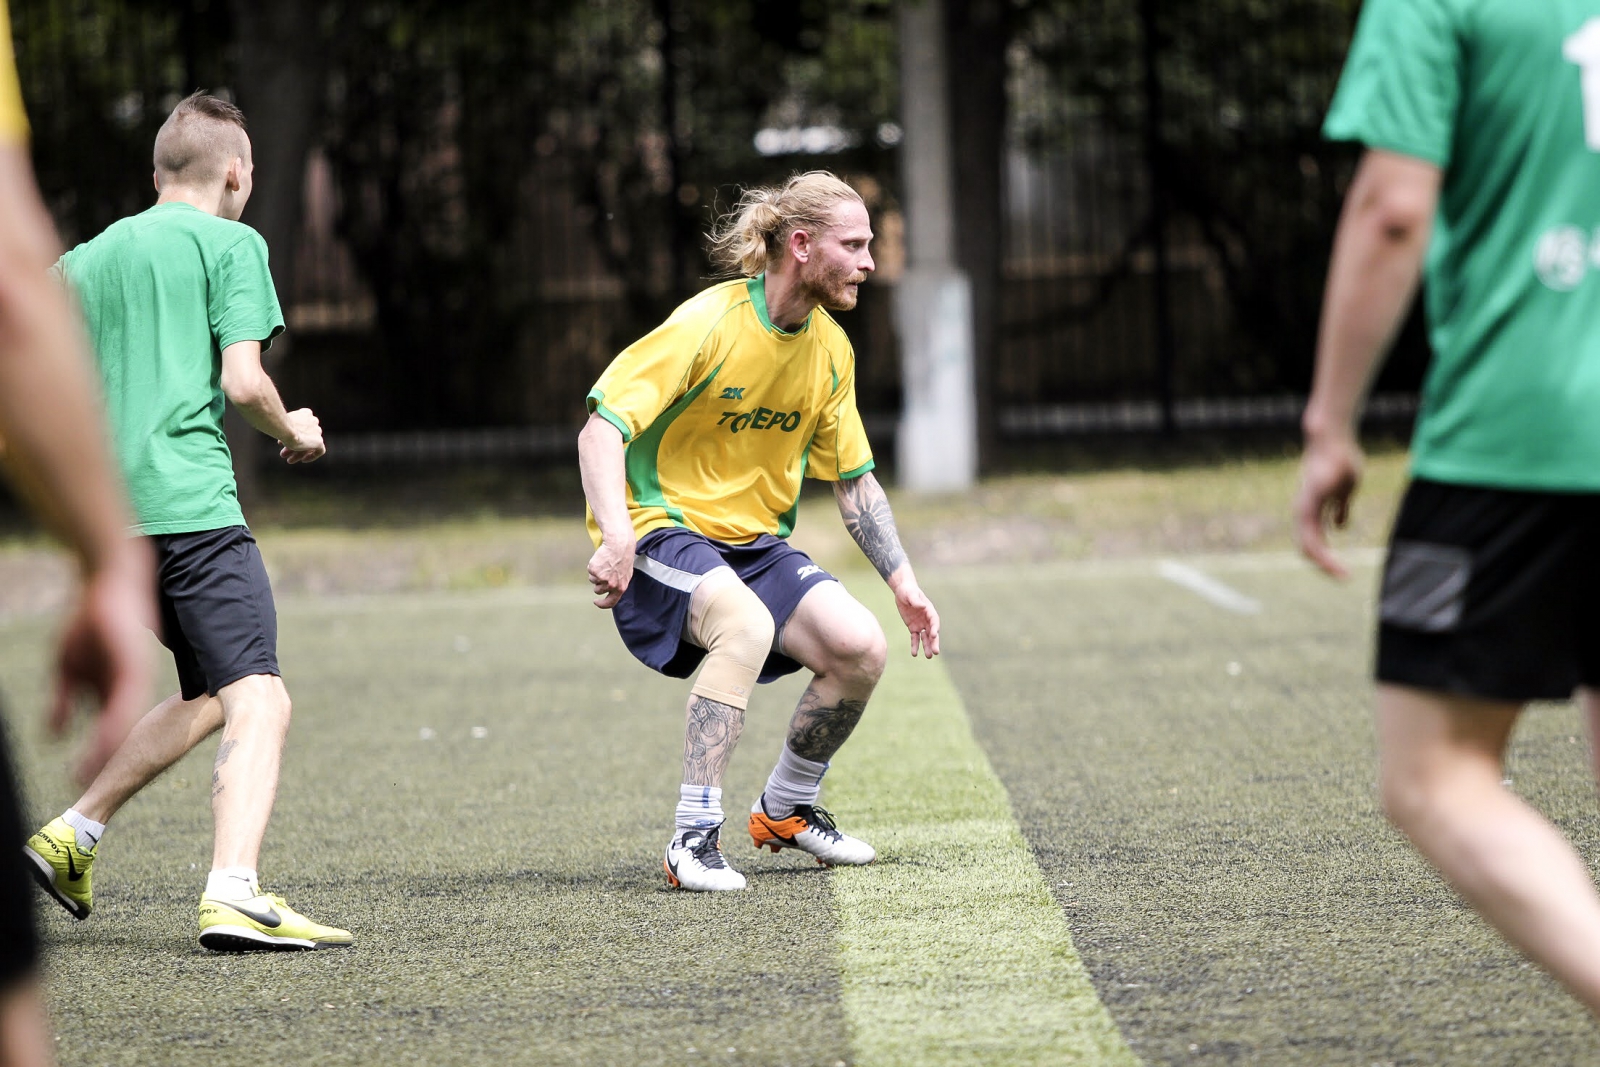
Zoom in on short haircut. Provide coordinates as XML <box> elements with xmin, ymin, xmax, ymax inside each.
<box><xmin>152</xmin><ymin>91</ymin><xmax>249</xmax><ymax>186</ymax></box>
<box><xmin>707</xmin><ymin>171</ymin><xmax>864</xmax><ymax>277</ymax></box>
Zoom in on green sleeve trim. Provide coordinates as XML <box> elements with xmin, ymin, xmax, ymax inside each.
<box><xmin>586</xmin><ymin>392</ymin><xmax>633</xmax><ymax>443</ymax></box>
<box><xmin>839</xmin><ymin>459</ymin><xmax>876</xmax><ymax>480</ymax></box>
<box><xmin>217</xmin><ymin>322</ymin><xmax>285</xmax><ymax>355</ymax></box>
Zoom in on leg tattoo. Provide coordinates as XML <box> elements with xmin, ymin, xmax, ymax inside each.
<box><xmin>210</xmin><ymin>739</ymin><xmax>238</xmax><ymax>799</ymax></box>
<box><xmin>787</xmin><ymin>681</ymin><xmax>867</xmax><ymax>763</ymax></box>
<box><xmin>683</xmin><ymin>696</ymin><xmax>744</xmax><ymax>786</ymax></box>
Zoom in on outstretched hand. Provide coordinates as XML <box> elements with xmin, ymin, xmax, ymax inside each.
<box><xmin>50</xmin><ymin>545</ymin><xmax>155</xmax><ymax>786</ymax></box>
<box><xmin>893</xmin><ymin>581</ymin><xmax>941</xmax><ymax>658</ymax></box>
<box><xmin>1294</xmin><ymin>430</ymin><xmax>1364</xmax><ymax>580</ymax></box>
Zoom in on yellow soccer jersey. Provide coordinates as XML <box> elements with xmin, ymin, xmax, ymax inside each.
<box><xmin>587</xmin><ymin>275</ymin><xmax>875</xmax><ymax>546</ymax></box>
<box><xmin>0</xmin><ymin>2</ymin><xmax>28</xmax><ymax>145</ymax></box>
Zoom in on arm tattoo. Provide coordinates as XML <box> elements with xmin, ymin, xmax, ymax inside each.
<box><xmin>682</xmin><ymin>695</ymin><xmax>745</xmax><ymax>786</ymax></box>
<box><xmin>211</xmin><ymin>739</ymin><xmax>238</xmax><ymax>798</ymax></box>
<box><xmin>837</xmin><ymin>472</ymin><xmax>908</xmax><ymax>580</ymax></box>
<box><xmin>786</xmin><ymin>681</ymin><xmax>867</xmax><ymax>763</ymax></box>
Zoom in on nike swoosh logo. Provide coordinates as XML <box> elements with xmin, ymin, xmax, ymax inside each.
<box><xmin>665</xmin><ymin>853</ymin><xmax>682</xmax><ymax>879</ymax></box>
<box><xmin>65</xmin><ymin>851</ymin><xmax>83</xmax><ymax>883</ymax></box>
<box><xmin>228</xmin><ymin>901</ymin><xmax>282</xmax><ymax>929</ymax></box>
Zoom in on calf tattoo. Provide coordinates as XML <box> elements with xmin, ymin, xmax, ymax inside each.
<box><xmin>683</xmin><ymin>695</ymin><xmax>744</xmax><ymax>785</ymax></box>
<box><xmin>787</xmin><ymin>681</ymin><xmax>867</xmax><ymax>762</ymax></box>
<box><xmin>837</xmin><ymin>472</ymin><xmax>908</xmax><ymax>579</ymax></box>
<box><xmin>211</xmin><ymin>739</ymin><xmax>238</xmax><ymax>798</ymax></box>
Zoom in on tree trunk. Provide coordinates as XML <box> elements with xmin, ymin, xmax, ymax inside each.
<box><xmin>944</xmin><ymin>0</ymin><xmax>1009</xmax><ymax>474</ymax></box>
<box><xmin>227</xmin><ymin>0</ymin><xmax>325</xmax><ymax>506</ymax></box>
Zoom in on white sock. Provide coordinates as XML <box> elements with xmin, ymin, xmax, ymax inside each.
<box><xmin>204</xmin><ymin>867</ymin><xmax>259</xmax><ymax>901</ymax></box>
<box><xmin>760</xmin><ymin>746</ymin><xmax>829</xmax><ymax>818</ymax></box>
<box><xmin>675</xmin><ymin>785</ymin><xmax>725</xmax><ymax>834</ymax></box>
<box><xmin>62</xmin><ymin>809</ymin><xmax>105</xmax><ymax>853</ymax></box>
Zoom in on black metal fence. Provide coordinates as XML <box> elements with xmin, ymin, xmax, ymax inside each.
<box><xmin>12</xmin><ymin>0</ymin><xmax>1424</xmax><ymax>461</ymax></box>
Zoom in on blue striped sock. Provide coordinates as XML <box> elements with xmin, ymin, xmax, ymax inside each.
<box><xmin>675</xmin><ymin>784</ymin><xmax>725</xmax><ymax>833</ymax></box>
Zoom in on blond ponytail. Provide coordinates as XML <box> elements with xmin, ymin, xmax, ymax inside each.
<box><xmin>707</xmin><ymin>171</ymin><xmax>863</xmax><ymax>277</ymax></box>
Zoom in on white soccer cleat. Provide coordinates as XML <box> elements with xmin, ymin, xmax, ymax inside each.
<box><xmin>748</xmin><ymin>795</ymin><xmax>876</xmax><ymax>866</ymax></box>
<box><xmin>664</xmin><ymin>824</ymin><xmax>747</xmax><ymax>891</ymax></box>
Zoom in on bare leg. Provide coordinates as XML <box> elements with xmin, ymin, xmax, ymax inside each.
<box><xmin>209</xmin><ymin>673</ymin><xmax>291</xmax><ymax>871</ymax></box>
<box><xmin>1378</xmin><ymin>683</ymin><xmax>1600</xmax><ymax>1015</ymax></box>
<box><xmin>70</xmin><ymin>690</ymin><xmax>224</xmax><ymax>824</ymax></box>
<box><xmin>682</xmin><ymin>695</ymin><xmax>743</xmax><ymax>788</ymax></box>
<box><xmin>777</xmin><ymin>581</ymin><xmax>887</xmax><ymax>762</ymax></box>
<box><xmin>0</xmin><ymin>977</ymin><xmax>53</xmax><ymax>1067</ymax></box>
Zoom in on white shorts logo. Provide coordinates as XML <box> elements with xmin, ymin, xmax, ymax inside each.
<box><xmin>796</xmin><ymin>564</ymin><xmax>823</xmax><ymax>580</ymax></box>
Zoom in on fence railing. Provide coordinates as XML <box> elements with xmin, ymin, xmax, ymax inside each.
<box><xmin>15</xmin><ymin>0</ymin><xmax>1420</xmax><ymax>458</ymax></box>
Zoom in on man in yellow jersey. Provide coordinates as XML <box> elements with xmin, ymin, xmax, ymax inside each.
<box><xmin>0</xmin><ymin>1</ymin><xmax>158</xmax><ymax>1061</ymax></box>
<box><xmin>579</xmin><ymin>171</ymin><xmax>941</xmax><ymax>891</ymax></box>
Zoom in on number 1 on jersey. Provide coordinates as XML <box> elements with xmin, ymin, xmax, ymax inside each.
<box><xmin>1565</xmin><ymin>19</ymin><xmax>1600</xmax><ymax>150</ymax></box>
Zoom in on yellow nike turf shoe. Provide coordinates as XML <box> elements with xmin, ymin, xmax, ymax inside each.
<box><xmin>198</xmin><ymin>890</ymin><xmax>353</xmax><ymax>952</ymax></box>
<box><xmin>23</xmin><ymin>817</ymin><xmax>95</xmax><ymax>919</ymax></box>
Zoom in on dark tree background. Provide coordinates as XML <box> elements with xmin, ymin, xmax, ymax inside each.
<box><xmin>9</xmin><ymin>0</ymin><xmax>1410</xmax><ymax>453</ymax></box>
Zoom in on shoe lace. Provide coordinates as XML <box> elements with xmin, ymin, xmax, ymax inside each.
<box><xmin>686</xmin><ymin>826</ymin><xmax>730</xmax><ymax>870</ymax></box>
<box><xmin>794</xmin><ymin>805</ymin><xmax>844</xmax><ymax>843</ymax></box>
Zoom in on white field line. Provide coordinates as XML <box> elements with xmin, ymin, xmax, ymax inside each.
<box><xmin>925</xmin><ymin>546</ymin><xmax>1383</xmax><ymax>585</ymax></box>
<box><xmin>1156</xmin><ymin>559</ymin><xmax>1262</xmax><ymax>614</ymax></box>
<box><xmin>833</xmin><ymin>584</ymin><xmax>1138</xmax><ymax>1067</ymax></box>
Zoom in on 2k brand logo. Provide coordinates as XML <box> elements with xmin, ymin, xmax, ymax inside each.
<box><xmin>719</xmin><ymin>387</ymin><xmax>746</xmax><ymax>400</ymax></box>
<box><xmin>797</xmin><ymin>565</ymin><xmax>823</xmax><ymax>580</ymax></box>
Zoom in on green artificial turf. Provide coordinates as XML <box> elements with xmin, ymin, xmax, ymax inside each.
<box><xmin>3</xmin><ymin>590</ymin><xmax>851</xmax><ymax>1067</ymax></box>
<box><xmin>930</xmin><ymin>554</ymin><xmax>1600</xmax><ymax>1065</ymax></box>
<box><xmin>830</xmin><ymin>582</ymin><xmax>1138</xmax><ymax>1067</ymax></box>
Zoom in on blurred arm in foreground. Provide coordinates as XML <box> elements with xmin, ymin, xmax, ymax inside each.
<box><xmin>1294</xmin><ymin>149</ymin><xmax>1439</xmax><ymax>579</ymax></box>
<box><xmin>0</xmin><ymin>146</ymin><xmax>154</xmax><ymax>783</ymax></box>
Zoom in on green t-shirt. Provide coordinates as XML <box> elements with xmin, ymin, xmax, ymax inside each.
<box><xmin>1325</xmin><ymin>0</ymin><xmax>1600</xmax><ymax>490</ymax></box>
<box><xmin>58</xmin><ymin>202</ymin><xmax>284</xmax><ymax>534</ymax></box>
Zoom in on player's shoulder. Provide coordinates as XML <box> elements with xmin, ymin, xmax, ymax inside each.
<box><xmin>672</xmin><ymin>277</ymin><xmax>752</xmax><ymax>321</ymax></box>
<box><xmin>811</xmin><ymin>307</ymin><xmax>856</xmax><ymax>357</ymax></box>
<box><xmin>658</xmin><ymin>277</ymin><xmax>756</xmax><ymax>343</ymax></box>
<box><xmin>135</xmin><ymin>203</ymin><xmax>266</xmax><ymax>254</ymax></box>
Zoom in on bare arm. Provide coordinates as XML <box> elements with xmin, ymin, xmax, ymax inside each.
<box><xmin>835</xmin><ymin>471</ymin><xmax>939</xmax><ymax>657</ymax></box>
<box><xmin>1296</xmin><ymin>148</ymin><xmax>1440</xmax><ymax>579</ymax></box>
<box><xmin>220</xmin><ymin>339</ymin><xmax>323</xmax><ymax>463</ymax></box>
<box><xmin>0</xmin><ymin>145</ymin><xmax>155</xmax><ymax>783</ymax></box>
<box><xmin>578</xmin><ymin>412</ymin><xmax>635</xmax><ymax>608</ymax></box>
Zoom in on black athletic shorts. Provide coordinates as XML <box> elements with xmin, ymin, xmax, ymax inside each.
<box><xmin>0</xmin><ymin>714</ymin><xmax>38</xmax><ymax>988</ymax></box>
<box><xmin>152</xmin><ymin>526</ymin><xmax>279</xmax><ymax>701</ymax></box>
<box><xmin>1376</xmin><ymin>479</ymin><xmax>1600</xmax><ymax>702</ymax></box>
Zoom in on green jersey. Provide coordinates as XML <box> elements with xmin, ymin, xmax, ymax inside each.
<box><xmin>58</xmin><ymin>201</ymin><xmax>284</xmax><ymax>534</ymax></box>
<box><xmin>1325</xmin><ymin>0</ymin><xmax>1600</xmax><ymax>490</ymax></box>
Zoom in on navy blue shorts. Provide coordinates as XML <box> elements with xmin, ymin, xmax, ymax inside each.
<box><xmin>151</xmin><ymin>526</ymin><xmax>280</xmax><ymax>701</ymax></box>
<box><xmin>614</xmin><ymin>528</ymin><xmax>837</xmax><ymax>683</ymax></box>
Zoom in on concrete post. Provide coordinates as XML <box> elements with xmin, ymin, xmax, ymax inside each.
<box><xmin>895</xmin><ymin>0</ymin><xmax>977</xmax><ymax>492</ymax></box>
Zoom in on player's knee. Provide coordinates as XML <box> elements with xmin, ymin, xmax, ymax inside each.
<box><xmin>690</xmin><ymin>581</ymin><xmax>774</xmax><ymax>709</ymax></box>
<box><xmin>1377</xmin><ymin>764</ymin><xmax>1441</xmax><ymax>834</ymax></box>
<box><xmin>829</xmin><ymin>615</ymin><xmax>887</xmax><ymax>685</ymax></box>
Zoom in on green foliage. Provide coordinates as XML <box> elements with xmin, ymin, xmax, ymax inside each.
<box><xmin>1013</xmin><ymin>0</ymin><xmax>1378</xmax><ymax>393</ymax></box>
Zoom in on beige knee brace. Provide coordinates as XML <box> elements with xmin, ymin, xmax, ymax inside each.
<box><xmin>688</xmin><ymin>578</ymin><xmax>775</xmax><ymax>710</ymax></box>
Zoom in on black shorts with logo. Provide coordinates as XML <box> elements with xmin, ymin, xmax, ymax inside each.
<box><xmin>1376</xmin><ymin>479</ymin><xmax>1600</xmax><ymax>702</ymax></box>
<box><xmin>152</xmin><ymin>525</ymin><xmax>280</xmax><ymax>701</ymax></box>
